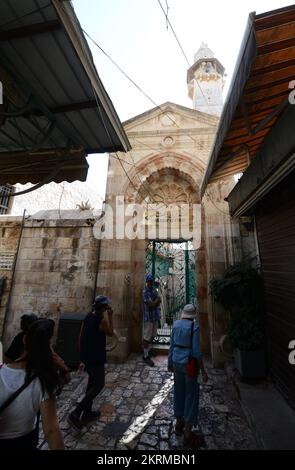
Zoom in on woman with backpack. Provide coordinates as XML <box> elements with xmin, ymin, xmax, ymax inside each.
<box><xmin>168</xmin><ymin>304</ymin><xmax>208</xmax><ymax>448</ymax></box>
<box><xmin>0</xmin><ymin>319</ymin><xmax>65</xmax><ymax>450</ymax></box>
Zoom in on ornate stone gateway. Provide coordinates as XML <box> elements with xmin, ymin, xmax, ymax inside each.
<box><xmin>145</xmin><ymin>241</ymin><xmax>196</xmax><ymax>344</ymax></box>
<box><xmin>98</xmin><ymin>100</ymin><xmax>220</xmax><ymax>361</ymax></box>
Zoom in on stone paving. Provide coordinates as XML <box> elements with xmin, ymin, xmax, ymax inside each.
<box><xmin>39</xmin><ymin>354</ymin><xmax>259</xmax><ymax>450</ymax></box>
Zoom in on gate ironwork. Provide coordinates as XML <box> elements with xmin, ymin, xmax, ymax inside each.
<box><xmin>145</xmin><ymin>241</ymin><xmax>197</xmax><ymax>345</ymax></box>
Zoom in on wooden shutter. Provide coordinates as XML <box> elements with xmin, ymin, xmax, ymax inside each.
<box><xmin>255</xmin><ymin>171</ymin><xmax>295</xmax><ymax>408</ymax></box>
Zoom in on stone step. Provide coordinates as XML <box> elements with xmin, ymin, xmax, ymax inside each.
<box><xmin>152</xmin><ymin>344</ymin><xmax>169</xmax><ymax>355</ymax></box>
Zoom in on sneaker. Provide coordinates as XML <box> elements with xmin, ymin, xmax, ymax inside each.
<box><xmin>68</xmin><ymin>412</ymin><xmax>82</xmax><ymax>430</ymax></box>
<box><xmin>81</xmin><ymin>410</ymin><xmax>101</xmax><ymax>423</ymax></box>
<box><xmin>143</xmin><ymin>356</ymin><xmax>155</xmax><ymax>367</ymax></box>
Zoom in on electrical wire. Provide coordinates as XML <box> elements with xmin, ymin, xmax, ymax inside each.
<box><xmin>157</xmin><ymin>0</ymin><xmax>190</xmax><ymax>68</ymax></box>
<box><xmin>59</xmin><ymin>1</ymin><xmax>163</xmax><ymax>211</ymax></box>
<box><xmin>80</xmin><ymin>28</ymin><xmax>201</xmax><ymax>148</ymax></box>
<box><xmin>61</xmin><ymin>2</ymin><xmax>214</xmax><ymax>215</ymax></box>
<box><xmin>206</xmin><ymin>190</ymin><xmax>230</xmax><ymax>216</ymax></box>
<box><xmin>156</xmin><ymin>0</ymin><xmax>210</xmax><ymax>106</ymax></box>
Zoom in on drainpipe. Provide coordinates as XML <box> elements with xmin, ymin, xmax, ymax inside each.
<box><xmin>152</xmin><ymin>241</ymin><xmax>156</xmax><ymax>279</ymax></box>
<box><xmin>91</xmin><ymin>217</ymin><xmax>118</xmax><ymax>353</ymax></box>
<box><xmin>185</xmin><ymin>242</ymin><xmax>190</xmax><ymax>303</ymax></box>
<box><xmin>92</xmin><ymin>238</ymin><xmax>101</xmax><ymax>303</ymax></box>
<box><xmin>92</xmin><ymin>209</ymin><xmax>106</xmax><ymax>303</ymax></box>
<box><xmin>253</xmin><ymin>215</ymin><xmax>261</xmax><ymax>270</ymax></box>
<box><xmin>1</xmin><ymin>209</ymin><xmax>26</xmax><ymax>343</ymax></box>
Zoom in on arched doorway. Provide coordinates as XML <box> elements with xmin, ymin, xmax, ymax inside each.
<box><xmin>126</xmin><ymin>163</ymin><xmax>209</xmax><ymax>355</ymax></box>
<box><xmin>145</xmin><ymin>240</ymin><xmax>197</xmax><ymax>345</ymax></box>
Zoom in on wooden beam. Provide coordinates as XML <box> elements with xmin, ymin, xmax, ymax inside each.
<box><xmin>224</xmin><ymin>127</ymin><xmax>271</xmax><ymax>148</ymax></box>
<box><xmin>246</xmin><ymin>64</ymin><xmax>295</xmax><ymax>90</ymax></box>
<box><xmin>29</xmin><ymin>100</ymin><xmax>97</xmax><ymax>116</ymax></box>
<box><xmin>245</xmin><ymin>72</ymin><xmax>295</xmax><ymax>95</ymax></box>
<box><xmin>255</xmin><ymin>7</ymin><xmax>295</xmax><ymax>31</ymax></box>
<box><xmin>258</xmin><ymin>36</ymin><xmax>295</xmax><ymax>55</ymax></box>
<box><xmin>49</xmin><ymin>100</ymin><xmax>97</xmax><ymax>113</ymax></box>
<box><xmin>256</xmin><ymin>20</ymin><xmax>295</xmax><ymax>45</ymax></box>
<box><xmin>233</xmin><ymin>95</ymin><xmax>285</xmax><ymax>121</ymax></box>
<box><xmin>0</xmin><ymin>20</ymin><xmax>61</xmax><ymax>41</ymax></box>
<box><xmin>252</xmin><ymin>58</ymin><xmax>295</xmax><ymax>77</ymax></box>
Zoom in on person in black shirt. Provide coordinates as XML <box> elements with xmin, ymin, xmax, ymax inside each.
<box><xmin>68</xmin><ymin>295</ymin><xmax>114</xmax><ymax>430</ymax></box>
<box><xmin>5</xmin><ymin>314</ymin><xmax>38</xmax><ymax>362</ymax></box>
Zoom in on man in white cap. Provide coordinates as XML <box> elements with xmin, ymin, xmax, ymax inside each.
<box><xmin>68</xmin><ymin>295</ymin><xmax>114</xmax><ymax>430</ymax></box>
<box><xmin>168</xmin><ymin>304</ymin><xmax>208</xmax><ymax>447</ymax></box>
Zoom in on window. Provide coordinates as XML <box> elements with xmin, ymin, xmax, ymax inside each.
<box><xmin>0</xmin><ymin>185</ymin><xmax>13</xmax><ymax>214</ymax></box>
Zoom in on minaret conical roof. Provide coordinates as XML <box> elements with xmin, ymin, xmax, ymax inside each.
<box><xmin>194</xmin><ymin>42</ymin><xmax>215</xmax><ymax>63</ymax></box>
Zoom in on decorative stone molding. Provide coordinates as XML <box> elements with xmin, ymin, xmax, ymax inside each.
<box><xmin>162</xmin><ymin>136</ymin><xmax>174</xmax><ymax>147</ymax></box>
<box><xmin>123</xmin><ymin>152</ymin><xmax>204</xmax><ymax>200</ymax></box>
<box><xmin>159</xmin><ymin>112</ymin><xmax>176</xmax><ymax>127</ymax></box>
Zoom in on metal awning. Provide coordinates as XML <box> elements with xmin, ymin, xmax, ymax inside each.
<box><xmin>0</xmin><ymin>0</ymin><xmax>131</xmax><ymax>185</ymax></box>
<box><xmin>201</xmin><ymin>4</ymin><xmax>295</xmax><ymax>195</ymax></box>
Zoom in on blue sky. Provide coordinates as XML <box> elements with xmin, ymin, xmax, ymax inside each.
<box><xmin>71</xmin><ymin>0</ymin><xmax>293</xmax><ymax>201</ymax></box>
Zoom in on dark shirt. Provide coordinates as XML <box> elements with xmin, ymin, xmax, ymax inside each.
<box><xmin>5</xmin><ymin>332</ymin><xmax>25</xmax><ymax>361</ymax></box>
<box><xmin>143</xmin><ymin>286</ymin><xmax>161</xmax><ymax>323</ymax></box>
<box><xmin>79</xmin><ymin>313</ymin><xmax>106</xmax><ymax>365</ymax></box>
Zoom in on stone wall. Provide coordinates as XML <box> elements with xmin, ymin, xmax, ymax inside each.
<box><xmin>0</xmin><ymin>217</ymin><xmax>22</xmax><ymax>337</ymax></box>
<box><xmin>98</xmin><ymin>103</ymin><xmax>220</xmax><ymax>361</ymax></box>
<box><xmin>203</xmin><ymin>178</ymin><xmax>257</xmax><ymax>366</ymax></box>
<box><xmin>0</xmin><ymin>214</ymin><xmax>100</xmax><ymax>349</ymax></box>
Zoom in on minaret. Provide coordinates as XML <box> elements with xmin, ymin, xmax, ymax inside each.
<box><xmin>187</xmin><ymin>43</ymin><xmax>225</xmax><ymax>116</ymax></box>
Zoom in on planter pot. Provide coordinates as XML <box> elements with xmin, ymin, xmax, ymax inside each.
<box><xmin>234</xmin><ymin>348</ymin><xmax>267</xmax><ymax>379</ymax></box>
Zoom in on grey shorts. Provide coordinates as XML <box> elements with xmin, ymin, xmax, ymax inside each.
<box><xmin>143</xmin><ymin>321</ymin><xmax>158</xmax><ymax>342</ymax></box>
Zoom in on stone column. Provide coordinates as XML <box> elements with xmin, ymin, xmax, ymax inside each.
<box><xmin>96</xmin><ymin>237</ymin><xmax>133</xmax><ymax>362</ymax></box>
<box><xmin>195</xmin><ymin>204</ymin><xmax>210</xmax><ymax>354</ymax></box>
<box><xmin>203</xmin><ymin>178</ymin><xmax>242</xmax><ymax>367</ymax></box>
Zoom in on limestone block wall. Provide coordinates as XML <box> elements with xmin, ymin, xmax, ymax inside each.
<box><xmin>0</xmin><ymin>216</ymin><xmax>100</xmax><ymax>349</ymax></box>
<box><xmin>96</xmin><ymin>238</ymin><xmax>134</xmax><ymax>362</ymax></box>
<box><xmin>98</xmin><ymin>104</ymin><xmax>220</xmax><ymax>361</ymax></box>
<box><xmin>203</xmin><ymin>178</ymin><xmax>257</xmax><ymax>366</ymax></box>
<box><xmin>196</xmin><ymin>206</ymin><xmax>210</xmax><ymax>354</ymax></box>
<box><xmin>0</xmin><ymin>217</ymin><xmax>22</xmax><ymax>337</ymax></box>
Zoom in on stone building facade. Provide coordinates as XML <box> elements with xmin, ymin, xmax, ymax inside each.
<box><xmin>97</xmin><ymin>101</ymin><xmax>220</xmax><ymax>361</ymax></box>
<box><xmin>96</xmin><ymin>44</ymin><xmax>256</xmax><ymax>365</ymax></box>
<box><xmin>0</xmin><ymin>44</ymin><xmax>256</xmax><ymax>366</ymax></box>
<box><xmin>0</xmin><ymin>213</ymin><xmax>100</xmax><ymax>349</ymax></box>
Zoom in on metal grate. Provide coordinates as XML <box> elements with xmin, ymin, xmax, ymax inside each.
<box><xmin>0</xmin><ymin>185</ymin><xmax>12</xmax><ymax>214</ymax></box>
<box><xmin>145</xmin><ymin>241</ymin><xmax>197</xmax><ymax>345</ymax></box>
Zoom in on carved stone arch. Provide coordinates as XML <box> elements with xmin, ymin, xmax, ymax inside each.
<box><xmin>124</xmin><ymin>152</ymin><xmax>203</xmax><ymax>203</ymax></box>
<box><xmin>134</xmin><ymin>167</ymin><xmax>200</xmax><ymax>205</ymax></box>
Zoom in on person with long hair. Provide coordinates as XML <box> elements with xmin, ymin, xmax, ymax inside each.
<box><xmin>0</xmin><ymin>319</ymin><xmax>65</xmax><ymax>450</ymax></box>
<box><xmin>4</xmin><ymin>313</ymin><xmax>38</xmax><ymax>363</ymax></box>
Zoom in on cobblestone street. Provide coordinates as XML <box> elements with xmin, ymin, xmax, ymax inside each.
<box><xmin>39</xmin><ymin>354</ymin><xmax>258</xmax><ymax>450</ymax></box>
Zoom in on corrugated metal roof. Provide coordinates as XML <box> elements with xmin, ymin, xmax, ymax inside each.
<box><xmin>201</xmin><ymin>4</ymin><xmax>295</xmax><ymax>194</ymax></box>
<box><xmin>0</xmin><ymin>0</ymin><xmax>131</xmax><ymax>185</ymax></box>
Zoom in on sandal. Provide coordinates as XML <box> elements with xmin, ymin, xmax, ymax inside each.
<box><xmin>183</xmin><ymin>432</ymin><xmax>206</xmax><ymax>448</ymax></box>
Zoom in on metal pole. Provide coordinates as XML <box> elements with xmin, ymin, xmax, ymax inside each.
<box><xmin>152</xmin><ymin>240</ymin><xmax>156</xmax><ymax>279</ymax></box>
<box><xmin>1</xmin><ymin>209</ymin><xmax>26</xmax><ymax>343</ymax></box>
<box><xmin>185</xmin><ymin>242</ymin><xmax>190</xmax><ymax>303</ymax></box>
<box><xmin>92</xmin><ymin>239</ymin><xmax>101</xmax><ymax>304</ymax></box>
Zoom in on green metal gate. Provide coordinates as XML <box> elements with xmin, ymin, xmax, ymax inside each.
<box><xmin>145</xmin><ymin>241</ymin><xmax>197</xmax><ymax>345</ymax></box>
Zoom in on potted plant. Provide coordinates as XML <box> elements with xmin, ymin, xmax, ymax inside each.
<box><xmin>209</xmin><ymin>257</ymin><xmax>267</xmax><ymax>379</ymax></box>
